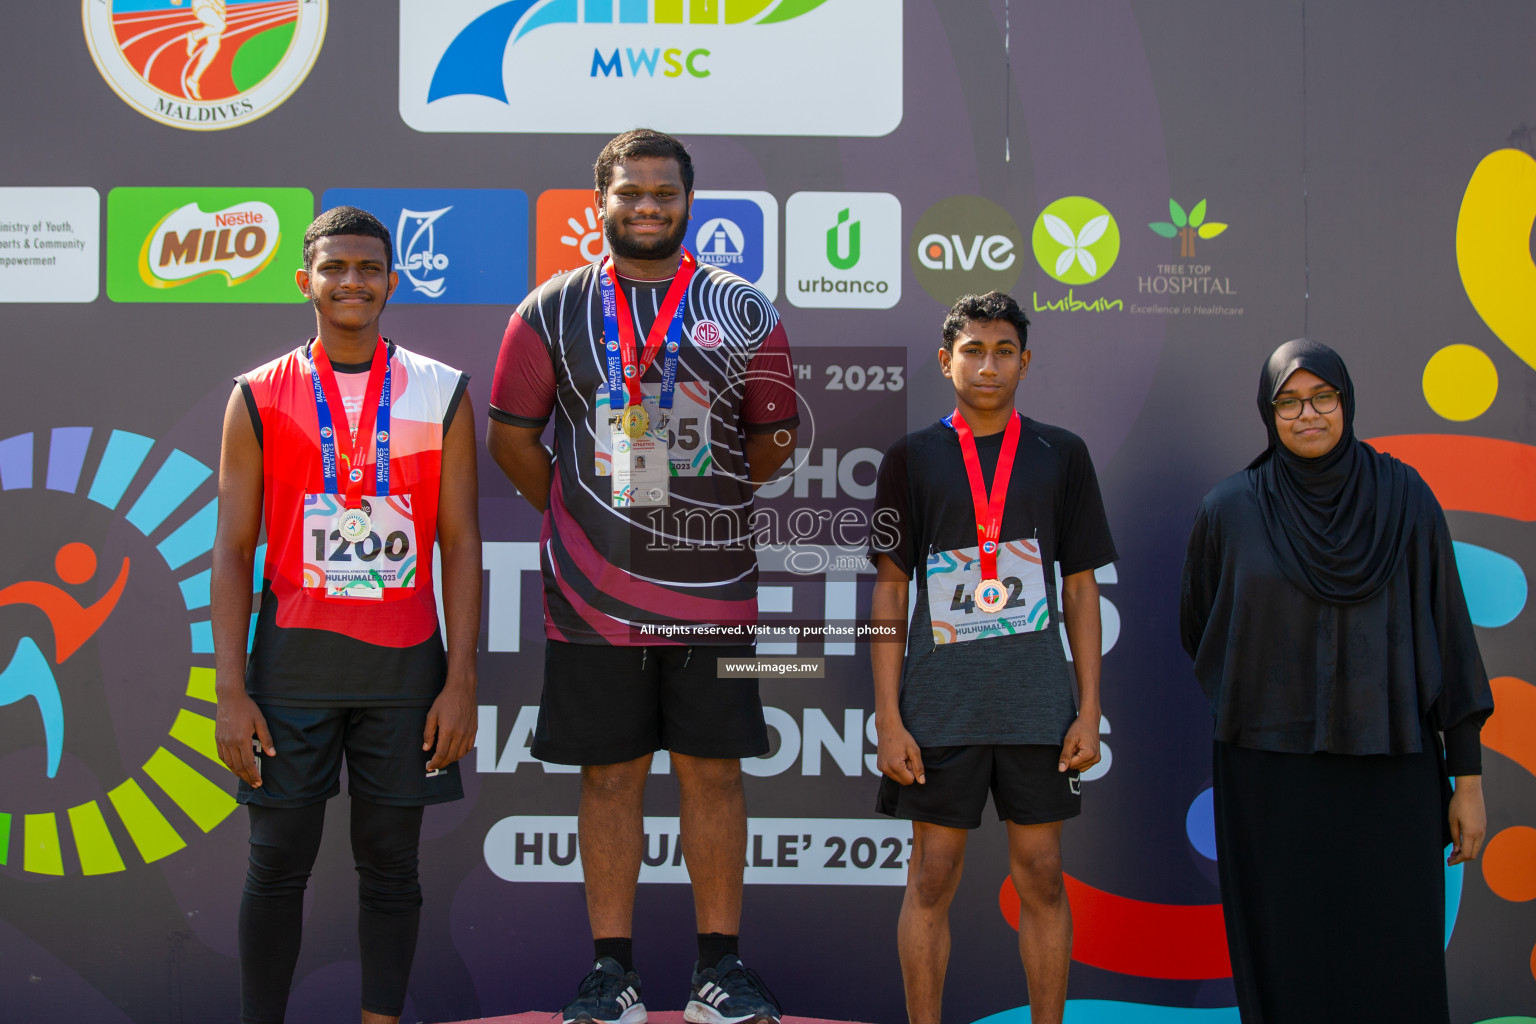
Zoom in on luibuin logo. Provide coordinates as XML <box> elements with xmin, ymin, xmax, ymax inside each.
<box><xmin>108</xmin><ymin>187</ymin><xmax>312</xmax><ymax>303</ymax></box>
<box><xmin>1148</xmin><ymin>199</ymin><xmax>1228</xmax><ymax>258</ymax></box>
<box><xmin>1032</xmin><ymin>197</ymin><xmax>1120</xmax><ymax>285</ymax></box>
<box><xmin>0</xmin><ymin>426</ymin><xmax>244</xmax><ymax>875</ymax></box>
<box><xmin>827</xmin><ymin>209</ymin><xmax>860</xmax><ymax>270</ymax></box>
<box><xmin>82</xmin><ymin>1</ymin><xmax>327</xmax><ymax>131</ymax></box>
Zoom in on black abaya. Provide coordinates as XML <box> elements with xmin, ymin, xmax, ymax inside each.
<box><xmin>1180</xmin><ymin>340</ymin><xmax>1494</xmax><ymax>1023</ymax></box>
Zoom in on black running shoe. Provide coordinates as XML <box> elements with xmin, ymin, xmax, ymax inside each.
<box><xmin>561</xmin><ymin>957</ymin><xmax>646</xmax><ymax>1024</ymax></box>
<box><xmin>683</xmin><ymin>954</ymin><xmax>781</xmax><ymax>1024</ymax></box>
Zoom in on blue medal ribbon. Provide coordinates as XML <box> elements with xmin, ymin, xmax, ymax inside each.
<box><xmin>310</xmin><ymin>338</ymin><xmax>392</xmax><ymax>504</ymax></box>
<box><xmin>599</xmin><ymin>250</ymin><xmax>695</xmax><ymax>423</ymax></box>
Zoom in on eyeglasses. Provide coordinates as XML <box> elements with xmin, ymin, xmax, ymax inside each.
<box><xmin>1272</xmin><ymin>390</ymin><xmax>1342</xmax><ymax>419</ymax></box>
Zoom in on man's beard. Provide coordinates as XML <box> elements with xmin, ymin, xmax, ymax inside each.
<box><xmin>604</xmin><ymin>214</ymin><xmax>689</xmax><ymax>263</ymax></box>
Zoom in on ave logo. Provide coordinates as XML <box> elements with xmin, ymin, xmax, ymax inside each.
<box><xmin>910</xmin><ymin>196</ymin><xmax>1024</xmax><ymax>305</ymax></box>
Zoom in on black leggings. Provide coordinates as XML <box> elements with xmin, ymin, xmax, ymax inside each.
<box><xmin>238</xmin><ymin>799</ymin><xmax>425</xmax><ymax>1023</ymax></box>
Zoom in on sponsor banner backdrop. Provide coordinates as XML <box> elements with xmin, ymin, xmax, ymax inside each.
<box><xmin>1</xmin><ymin>2</ymin><xmax>1534</xmax><ymax>1023</ymax></box>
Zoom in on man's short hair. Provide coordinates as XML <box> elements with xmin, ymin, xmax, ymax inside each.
<box><xmin>302</xmin><ymin>206</ymin><xmax>393</xmax><ymax>272</ymax></box>
<box><xmin>941</xmin><ymin>291</ymin><xmax>1031</xmax><ymax>351</ymax></box>
<box><xmin>594</xmin><ymin>129</ymin><xmax>695</xmax><ymax>198</ymax></box>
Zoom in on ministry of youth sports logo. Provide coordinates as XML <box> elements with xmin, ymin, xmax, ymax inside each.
<box><xmin>83</xmin><ymin>1</ymin><xmax>327</xmax><ymax>131</ymax></box>
<box><xmin>0</xmin><ymin>425</ymin><xmax>242</xmax><ymax>876</ymax></box>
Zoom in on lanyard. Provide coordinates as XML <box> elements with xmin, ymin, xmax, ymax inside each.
<box><xmin>947</xmin><ymin>408</ymin><xmax>1022</xmax><ymax>585</ymax></box>
<box><xmin>600</xmin><ymin>249</ymin><xmax>695</xmax><ymax>414</ymax></box>
<box><xmin>310</xmin><ymin>337</ymin><xmax>391</xmax><ymax>508</ymax></box>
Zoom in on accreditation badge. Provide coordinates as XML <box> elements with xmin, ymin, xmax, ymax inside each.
<box><xmin>608</xmin><ymin>422</ymin><xmax>670</xmax><ymax>507</ymax></box>
<box><xmin>925</xmin><ymin>538</ymin><xmax>1051</xmax><ymax>645</ymax></box>
<box><xmin>302</xmin><ymin>493</ymin><xmax>419</xmax><ymax>599</ymax></box>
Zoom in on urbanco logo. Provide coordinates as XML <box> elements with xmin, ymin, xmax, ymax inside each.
<box><xmin>0</xmin><ymin>426</ymin><xmax>244</xmax><ymax>876</ymax></box>
<box><xmin>83</xmin><ymin>0</ymin><xmax>327</xmax><ymax>131</ymax></box>
<box><xmin>107</xmin><ymin>187</ymin><xmax>311</xmax><ymax>303</ymax></box>
<box><xmin>785</xmin><ymin>192</ymin><xmax>901</xmax><ymax>310</ymax></box>
<box><xmin>911</xmin><ymin>195</ymin><xmax>1025</xmax><ymax>305</ymax></box>
<box><xmin>1031</xmin><ymin>196</ymin><xmax>1120</xmax><ymax>286</ymax></box>
<box><xmin>398</xmin><ymin>0</ymin><xmax>901</xmax><ymax>136</ymax></box>
<box><xmin>688</xmin><ymin>190</ymin><xmax>778</xmax><ymax>301</ymax></box>
<box><xmin>322</xmin><ymin>188</ymin><xmax>530</xmax><ymax>304</ymax></box>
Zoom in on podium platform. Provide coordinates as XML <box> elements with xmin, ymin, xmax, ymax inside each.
<box><xmin>448</xmin><ymin>1015</ymin><xmax>870</xmax><ymax>1023</ymax></box>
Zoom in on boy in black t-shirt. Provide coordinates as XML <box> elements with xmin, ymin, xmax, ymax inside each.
<box><xmin>868</xmin><ymin>291</ymin><xmax>1116</xmax><ymax>1024</ymax></box>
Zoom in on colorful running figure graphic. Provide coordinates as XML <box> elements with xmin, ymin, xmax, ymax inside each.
<box><xmin>171</xmin><ymin>0</ymin><xmax>227</xmax><ymax>100</ymax></box>
<box><xmin>0</xmin><ymin>542</ymin><xmax>130</xmax><ymax>778</ymax></box>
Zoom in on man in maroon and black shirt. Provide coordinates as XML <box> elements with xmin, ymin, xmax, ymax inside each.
<box><xmin>488</xmin><ymin>130</ymin><xmax>796</xmax><ymax>1024</ymax></box>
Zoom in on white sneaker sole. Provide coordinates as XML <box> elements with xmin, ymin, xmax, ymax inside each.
<box><xmin>566</xmin><ymin>1003</ymin><xmax>647</xmax><ymax>1024</ymax></box>
<box><xmin>683</xmin><ymin>1000</ymin><xmax>777</xmax><ymax>1024</ymax></box>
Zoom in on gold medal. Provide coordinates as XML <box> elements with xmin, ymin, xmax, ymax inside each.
<box><xmin>622</xmin><ymin>404</ymin><xmax>650</xmax><ymax>439</ymax></box>
<box><xmin>974</xmin><ymin>578</ymin><xmax>1008</xmax><ymax>614</ymax></box>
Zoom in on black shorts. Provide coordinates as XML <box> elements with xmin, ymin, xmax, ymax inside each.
<box><xmin>876</xmin><ymin>744</ymin><xmax>1081</xmax><ymax>829</ymax></box>
<box><xmin>532</xmin><ymin>641</ymin><xmax>769</xmax><ymax>766</ymax></box>
<box><xmin>237</xmin><ymin>703</ymin><xmax>464</xmax><ymax>808</ymax></box>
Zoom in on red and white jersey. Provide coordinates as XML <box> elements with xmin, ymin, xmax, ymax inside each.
<box><xmin>237</xmin><ymin>339</ymin><xmax>468</xmax><ymax>704</ymax></box>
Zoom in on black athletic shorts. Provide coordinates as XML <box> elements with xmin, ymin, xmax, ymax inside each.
<box><xmin>237</xmin><ymin>703</ymin><xmax>464</xmax><ymax>808</ymax></box>
<box><xmin>876</xmin><ymin>744</ymin><xmax>1081</xmax><ymax>829</ymax></box>
<box><xmin>532</xmin><ymin>641</ymin><xmax>769</xmax><ymax>766</ymax></box>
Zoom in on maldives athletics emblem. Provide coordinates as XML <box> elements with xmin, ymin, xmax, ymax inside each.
<box><xmin>83</xmin><ymin>1</ymin><xmax>327</xmax><ymax>132</ymax></box>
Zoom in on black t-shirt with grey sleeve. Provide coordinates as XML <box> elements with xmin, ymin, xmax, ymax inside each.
<box><xmin>868</xmin><ymin>416</ymin><xmax>1118</xmax><ymax>746</ymax></box>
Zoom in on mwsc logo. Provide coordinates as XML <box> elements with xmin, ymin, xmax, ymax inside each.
<box><xmin>399</xmin><ymin>0</ymin><xmax>902</xmax><ymax>136</ymax></box>
<box><xmin>82</xmin><ymin>0</ymin><xmax>327</xmax><ymax>131</ymax></box>
<box><xmin>0</xmin><ymin>426</ymin><xmax>244</xmax><ymax>876</ymax></box>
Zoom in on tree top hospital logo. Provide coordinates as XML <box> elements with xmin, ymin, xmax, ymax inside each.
<box><xmin>83</xmin><ymin>1</ymin><xmax>327</xmax><ymax>131</ymax></box>
<box><xmin>398</xmin><ymin>0</ymin><xmax>902</xmax><ymax>136</ymax></box>
<box><xmin>0</xmin><ymin>426</ymin><xmax>243</xmax><ymax>876</ymax></box>
<box><xmin>1032</xmin><ymin>196</ymin><xmax>1121</xmax><ymax>286</ymax></box>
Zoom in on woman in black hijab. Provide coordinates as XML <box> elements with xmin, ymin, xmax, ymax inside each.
<box><xmin>1180</xmin><ymin>339</ymin><xmax>1494</xmax><ymax>1022</ymax></box>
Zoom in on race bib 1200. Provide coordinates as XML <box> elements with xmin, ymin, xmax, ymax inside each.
<box><xmin>302</xmin><ymin>493</ymin><xmax>418</xmax><ymax>599</ymax></box>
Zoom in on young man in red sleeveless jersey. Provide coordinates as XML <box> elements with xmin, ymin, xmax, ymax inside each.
<box><xmin>488</xmin><ymin>130</ymin><xmax>796</xmax><ymax>1024</ymax></box>
<box><xmin>212</xmin><ymin>207</ymin><xmax>481</xmax><ymax>1024</ymax></box>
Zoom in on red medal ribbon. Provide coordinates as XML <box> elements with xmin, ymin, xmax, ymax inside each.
<box><xmin>952</xmin><ymin>408</ymin><xmax>1022</xmax><ymax>583</ymax></box>
<box><xmin>603</xmin><ymin>250</ymin><xmax>696</xmax><ymax>408</ymax></box>
<box><xmin>312</xmin><ymin>337</ymin><xmax>388</xmax><ymax>510</ymax></box>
